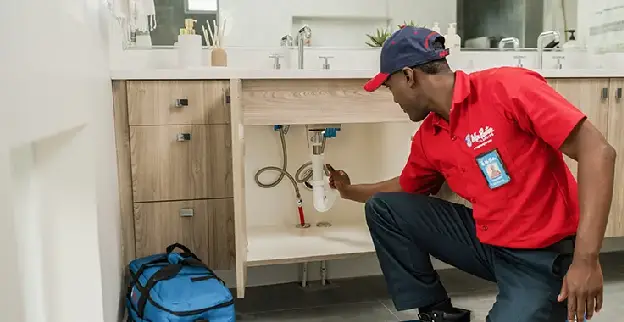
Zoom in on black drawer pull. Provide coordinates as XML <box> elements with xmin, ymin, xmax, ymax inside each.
<box><xmin>174</xmin><ymin>98</ymin><xmax>189</xmax><ymax>107</ymax></box>
<box><xmin>176</xmin><ymin>133</ymin><xmax>191</xmax><ymax>141</ymax></box>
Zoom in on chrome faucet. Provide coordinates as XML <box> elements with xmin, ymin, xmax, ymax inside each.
<box><xmin>537</xmin><ymin>31</ymin><xmax>560</xmax><ymax>69</ymax></box>
<box><xmin>498</xmin><ymin>37</ymin><xmax>519</xmax><ymax>50</ymax></box>
<box><xmin>296</xmin><ymin>25</ymin><xmax>312</xmax><ymax>69</ymax></box>
<box><xmin>280</xmin><ymin>35</ymin><xmax>293</xmax><ymax>47</ymax></box>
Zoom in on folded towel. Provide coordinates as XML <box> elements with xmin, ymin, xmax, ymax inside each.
<box><xmin>142</xmin><ymin>0</ymin><xmax>157</xmax><ymax>31</ymax></box>
<box><xmin>108</xmin><ymin>0</ymin><xmax>128</xmax><ymax>21</ymax></box>
<box><xmin>112</xmin><ymin>0</ymin><xmax>155</xmax><ymax>33</ymax></box>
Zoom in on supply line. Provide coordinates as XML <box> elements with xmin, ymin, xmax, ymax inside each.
<box><xmin>254</xmin><ymin>126</ymin><xmax>314</xmax><ymax>226</ymax></box>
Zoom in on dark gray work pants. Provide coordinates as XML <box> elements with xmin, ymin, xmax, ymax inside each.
<box><xmin>365</xmin><ymin>192</ymin><xmax>573</xmax><ymax>322</ymax></box>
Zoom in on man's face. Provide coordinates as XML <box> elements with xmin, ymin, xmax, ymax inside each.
<box><xmin>385</xmin><ymin>68</ymin><xmax>430</xmax><ymax>122</ymax></box>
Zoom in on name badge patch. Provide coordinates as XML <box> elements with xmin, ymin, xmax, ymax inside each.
<box><xmin>476</xmin><ymin>149</ymin><xmax>511</xmax><ymax>189</ymax></box>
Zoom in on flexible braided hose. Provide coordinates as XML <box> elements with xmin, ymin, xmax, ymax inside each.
<box><xmin>253</xmin><ymin>127</ymin><xmax>314</xmax><ymax>199</ymax></box>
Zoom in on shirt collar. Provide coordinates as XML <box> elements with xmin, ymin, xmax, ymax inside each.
<box><xmin>432</xmin><ymin>70</ymin><xmax>472</xmax><ymax>134</ymax></box>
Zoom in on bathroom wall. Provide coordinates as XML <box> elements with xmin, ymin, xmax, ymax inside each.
<box><xmin>578</xmin><ymin>0</ymin><xmax>624</xmax><ymax>53</ymax></box>
<box><xmin>0</xmin><ymin>0</ymin><xmax>120</xmax><ymax>321</ymax></box>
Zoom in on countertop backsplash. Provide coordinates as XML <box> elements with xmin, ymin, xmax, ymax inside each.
<box><xmin>110</xmin><ymin>46</ymin><xmax>624</xmax><ymax>73</ymax></box>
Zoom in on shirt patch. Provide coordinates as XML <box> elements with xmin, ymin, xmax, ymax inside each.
<box><xmin>476</xmin><ymin>149</ymin><xmax>511</xmax><ymax>189</ymax></box>
<box><xmin>464</xmin><ymin>126</ymin><xmax>494</xmax><ymax>150</ymax></box>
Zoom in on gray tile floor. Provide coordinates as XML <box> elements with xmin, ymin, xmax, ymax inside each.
<box><xmin>234</xmin><ymin>252</ymin><xmax>624</xmax><ymax>321</ymax></box>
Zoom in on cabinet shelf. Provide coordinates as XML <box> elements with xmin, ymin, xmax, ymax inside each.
<box><xmin>246</xmin><ymin>222</ymin><xmax>375</xmax><ymax>267</ymax></box>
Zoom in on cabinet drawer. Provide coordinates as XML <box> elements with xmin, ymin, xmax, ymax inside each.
<box><xmin>127</xmin><ymin>80</ymin><xmax>230</xmax><ymax>125</ymax></box>
<box><xmin>134</xmin><ymin>199</ymin><xmax>235</xmax><ymax>270</ymax></box>
<box><xmin>130</xmin><ymin>124</ymin><xmax>233</xmax><ymax>202</ymax></box>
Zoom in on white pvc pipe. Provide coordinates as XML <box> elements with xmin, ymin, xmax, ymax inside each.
<box><xmin>310</xmin><ymin>153</ymin><xmax>337</xmax><ymax>213</ymax></box>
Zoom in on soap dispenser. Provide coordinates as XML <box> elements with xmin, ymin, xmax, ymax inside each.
<box><xmin>444</xmin><ymin>22</ymin><xmax>461</xmax><ymax>53</ymax></box>
<box><xmin>431</xmin><ymin>22</ymin><xmax>441</xmax><ymax>33</ymax></box>
<box><xmin>177</xmin><ymin>19</ymin><xmax>203</xmax><ymax>68</ymax></box>
<box><xmin>562</xmin><ymin>29</ymin><xmax>584</xmax><ymax>51</ymax></box>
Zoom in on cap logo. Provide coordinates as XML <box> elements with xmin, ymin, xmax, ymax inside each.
<box><xmin>424</xmin><ymin>31</ymin><xmax>438</xmax><ymax>49</ymax></box>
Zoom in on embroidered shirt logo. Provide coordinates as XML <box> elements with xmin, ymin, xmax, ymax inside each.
<box><xmin>465</xmin><ymin>126</ymin><xmax>494</xmax><ymax>149</ymax></box>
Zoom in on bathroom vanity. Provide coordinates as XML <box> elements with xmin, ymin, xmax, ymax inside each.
<box><xmin>111</xmin><ymin>68</ymin><xmax>624</xmax><ymax>298</ymax></box>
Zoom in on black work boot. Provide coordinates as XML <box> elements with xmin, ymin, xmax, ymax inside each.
<box><xmin>416</xmin><ymin>307</ymin><xmax>471</xmax><ymax>322</ymax></box>
<box><xmin>407</xmin><ymin>298</ymin><xmax>471</xmax><ymax>322</ymax></box>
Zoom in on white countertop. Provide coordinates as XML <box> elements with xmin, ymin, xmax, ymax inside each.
<box><xmin>109</xmin><ymin>67</ymin><xmax>624</xmax><ymax>80</ymax></box>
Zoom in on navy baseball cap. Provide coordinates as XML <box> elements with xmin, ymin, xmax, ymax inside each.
<box><xmin>363</xmin><ymin>26</ymin><xmax>450</xmax><ymax>92</ymax></box>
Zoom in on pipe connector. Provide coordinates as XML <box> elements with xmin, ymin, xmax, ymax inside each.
<box><xmin>310</xmin><ymin>130</ymin><xmax>326</xmax><ymax>155</ymax></box>
<box><xmin>310</xmin><ymin>155</ymin><xmax>337</xmax><ymax>213</ymax></box>
<box><xmin>308</xmin><ymin>129</ymin><xmax>337</xmax><ymax>212</ymax></box>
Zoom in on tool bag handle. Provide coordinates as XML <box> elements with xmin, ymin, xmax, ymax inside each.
<box><xmin>165</xmin><ymin>243</ymin><xmax>198</xmax><ymax>259</ymax></box>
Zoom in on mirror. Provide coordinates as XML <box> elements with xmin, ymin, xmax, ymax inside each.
<box><xmin>130</xmin><ymin>0</ymin><xmax>219</xmax><ymax>47</ymax></box>
<box><xmin>457</xmin><ymin>0</ymin><xmax>578</xmax><ymax>50</ymax></box>
<box><xmin>124</xmin><ymin>0</ymin><xmax>577</xmax><ymax>50</ymax></box>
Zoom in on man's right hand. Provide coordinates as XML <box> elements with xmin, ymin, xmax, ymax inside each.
<box><xmin>327</xmin><ymin>164</ymin><xmax>351</xmax><ymax>197</ymax></box>
<box><xmin>326</xmin><ymin>164</ymin><xmax>402</xmax><ymax>203</ymax></box>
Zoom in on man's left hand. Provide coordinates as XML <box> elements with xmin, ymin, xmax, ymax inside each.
<box><xmin>558</xmin><ymin>256</ymin><xmax>604</xmax><ymax>320</ymax></box>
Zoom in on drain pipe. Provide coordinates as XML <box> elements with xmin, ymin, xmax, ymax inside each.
<box><xmin>309</xmin><ymin>129</ymin><xmax>338</xmax><ymax>213</ymax></box>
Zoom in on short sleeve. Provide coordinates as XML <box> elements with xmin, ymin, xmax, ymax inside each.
<box><xmin>492</xmin><ymin>69</ymin><xmax>587</xmax><ymax>149</ymax></box>
<box><xmin>399</xmin><ymin>130</ymin><xmax>444</xmax><ymax>195</ymax></box>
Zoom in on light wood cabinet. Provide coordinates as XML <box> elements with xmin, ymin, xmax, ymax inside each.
<box><xmin>548</xmin><ymin>78</ymin><xmax>624</xmax><ymax>238</ymax></box>
<box><xmin>130</xmin><ymin>125</ymin><xmax>233</xmax><ymax>202</ymax></box>
<box><xmin>547</xmin><ymin>78</ymin><xmax>611</xmax><ymax>175</ymax></box>
<box><xmin>134</xmin><ymin>199</ymin><xmax>235</xmax><ymax>270</ymax></box>
<box><xmin>113</xmin><ymin>80</ymin><xmax>235</xmax><ymax>270</ymax></box>
<box><xmin>607</xmin><ymin>78</ymin><xmax>624</xmax><ymax>237</ymax></box>
<box><xmin>127</xmin><ymin>80</ymin><xmax>230</xmax><ymax>125</ymax></box>
<box><xmin>112</xmin><ymin>76</ymin><xmax>624</xmax><ymax>301</ymax></box>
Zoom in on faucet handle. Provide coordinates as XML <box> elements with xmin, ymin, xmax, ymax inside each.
<box><xmin>513</xmin><ymin>55</ymin><xmax>526</xmax><ymax>68</ymax></box>
<box><xmin>269</xmin><ymin>53</ymin><xmax>284</xmax><ymax>70</ymax></box>
<box><xmin>280</xmin><ymin>35</ymin><xmax>293</xmax><ymax>47</ymax></box>
<box><xmin>319</xmin><ymin>56</ymin><xmax>334</xmax><ymax>70</ymax></box>
<box><xmin>552</xmin><ymin>55</ymin><xmax>565</xmax><ymax>69</ymax></box>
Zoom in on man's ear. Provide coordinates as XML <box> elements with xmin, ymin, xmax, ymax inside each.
<box><xmin>401</xmin><ymin>67</ymin><xmax>416</xmax><ymax>87</ymax></box>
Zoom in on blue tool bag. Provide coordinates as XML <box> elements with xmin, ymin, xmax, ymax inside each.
<box><xmin>125</xmin><ymin>243</ymin><xmax>236</xmax><ymax>322</ymax></box>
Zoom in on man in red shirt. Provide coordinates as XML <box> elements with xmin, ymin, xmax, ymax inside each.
<box><xmin>328</xmin><ymin>26</ymin><xmax>616</xmax><ymax>322</ymax></box>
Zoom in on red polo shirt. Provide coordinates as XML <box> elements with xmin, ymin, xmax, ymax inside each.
<box><xmin>400</xmin><ymin>67</ymin><xmax>585</xmax><ymax>249</ymax></box>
